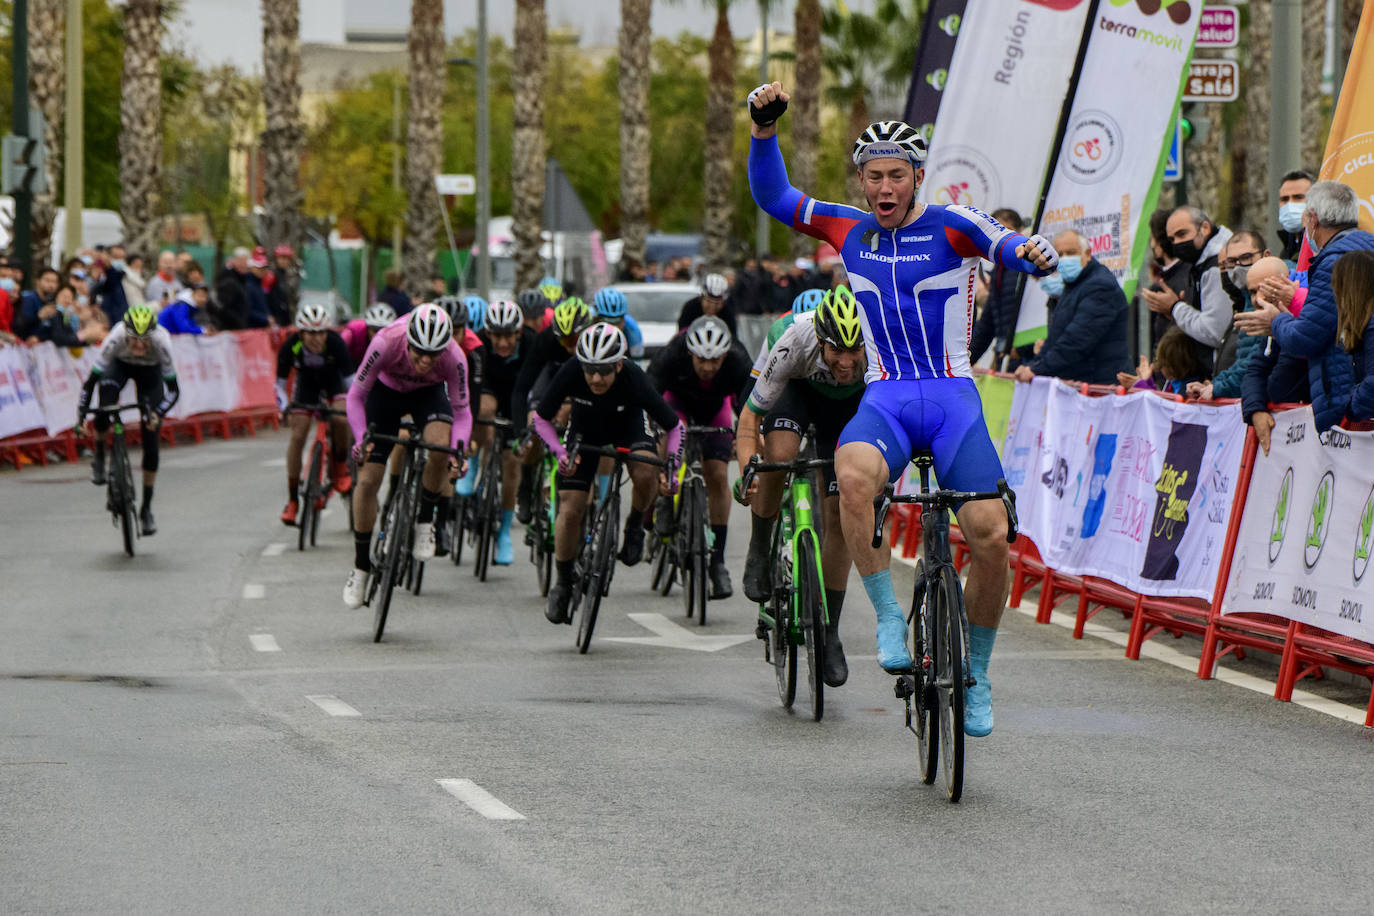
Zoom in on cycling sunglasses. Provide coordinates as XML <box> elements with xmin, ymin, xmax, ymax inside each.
<box><xmin>408</xmin><ymin>344</ymin><xmax>446</xmax><ymax>359</ymax></box>
<box><xmin>581</xmin><ymin>362</ymin><xmax>618</xmax><ymax>378</ymax></box>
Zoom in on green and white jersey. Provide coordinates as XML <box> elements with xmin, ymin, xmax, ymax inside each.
<box><xmin>94</xmin><ymin>323</ymin><xmax>177</xmax><ymax>378</ymax></box>
<box><xmin>746</xmin><ymin>311</ymin><xmax>863</xmax><ymax>414</ymax></box>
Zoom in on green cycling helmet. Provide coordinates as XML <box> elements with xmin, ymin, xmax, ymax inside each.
<box><xmin>814</xmin><ymin>286</ymin><xmax>863</xmax><ymax>350</ymax></box>
<box><xmin>552</xmin><ymin>297</ymin><xmax>592</xmax><ymax>338</ymax></box>
<box><xmin>539</xmin><ymin>279</ymin><xmax>565</xmax><ymax>304</ymax></box>
<box><xmin>124</xmin><ymin>304</ymin><xmax>157</xmax><ymax>338</ymax></box>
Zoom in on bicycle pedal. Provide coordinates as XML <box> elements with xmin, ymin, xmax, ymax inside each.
<box><xmin>754</xmin><ymin>623</ymin><xmax>769</xmax><ymax>640</ymax></box>
<box><xmin>893</xmin><ymin>675</ymin><xmax>915</xmax><ymax>700</ymax></box>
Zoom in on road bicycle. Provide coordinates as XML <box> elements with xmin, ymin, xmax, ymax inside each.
<box><xmin>740</xmin><ymin>451</ymin><xmax>834</xmax><ymax>722</ymax></box>
<box><xmin>566</xmin><ymin>438</ymin><xmax>668</xmax><ymax>654</ymax></box>
<box><xmin>521</xmin><ymin>431</ymin><xmax>560</xmax><ymax>597</ymax></box>
<box><xmin>363</xmin><ymin>423</ymin><xmax>466</xmax><ymax>643</ymax></box>
<box><xmin>649</xmin><ymin>425</ymin><xmax>734</xmax><ymax>626</ymax></box>
<box><xmin>287</xmin><ymin>400</ymin><xmax>349</xmax><ymax>551</ymax></box>
<box><xmin>870</xmin><ymin>450</ymin><xmax>1018</xmax><ymax>803</ymax></box>
<box><xmin>467</xmin><ymin>416</ymin><xmax>516</xmax><ymax>581</ymax></box>
<box><xmin>81</xmin><ymin>403</ymin><xmax>142</xmax><ymax>557</ymax></box>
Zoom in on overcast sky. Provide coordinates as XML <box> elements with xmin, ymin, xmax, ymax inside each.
<box><xmin>174</xmin><ymin>0</ymin><xmax>879</xmax><ymax>75</ymax></box>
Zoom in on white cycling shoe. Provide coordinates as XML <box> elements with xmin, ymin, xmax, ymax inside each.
<box><xmin>413</xmin><ymin>522</ymin><xmax>437</xmax><ymax>560</ymax></box>
<box><xmin>343</xmin><ymin>568</ymin><xmax>367</xmax><ymax>608</ymax></box>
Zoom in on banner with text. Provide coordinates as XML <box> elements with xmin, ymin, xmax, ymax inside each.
<box><xmin>1013</xmin><ymin>0</ymin><xmax>1199</xmax><ymax>346</ymax></box>
<box><xmin>1220</xmin><ymin>408</ymin><xmax>1374</xmax><ymax>643</ymax></box>
<box><xmin>919</xmin><ymin>0</ymin><xmax>1089</xmax><ymax>215</ymax></box>
<box><xmin>0</xmin><ymin>347</ymin><xmax>46</xmax><ymax>439</ymax></box>
<box><xmin>1319</xmin><ymin>5</ymin><xmax>1374</xmax><ymax>232</ymax></box>
<box><xmin>901</xmin><ymin>0</ymin><xmax>970</xmax><ymax>140</ymax></box>
<box><xmin>1001</xmin><ymin>377</ymin><xmax>1245</xmax><ymax>599</ymax></box>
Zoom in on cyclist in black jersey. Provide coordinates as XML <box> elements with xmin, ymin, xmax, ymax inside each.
<box><xmin>275</xmin><ymin>303</ymin><xmax>354</xmax><ymax>526</ymax></box>
<box><xmin>533</xmin><ymin>323</ymin><xmax>684</xmax><ymax>625</ymax></box>
<box><xmin>474</xmin><ymin>299</ymin><xmax>535</xmax><ymax>565</ymax></box>
<box><xmin>647</xmin><ymin>315</ymin><xmax>752</xmax><ymax>598</ymax></box>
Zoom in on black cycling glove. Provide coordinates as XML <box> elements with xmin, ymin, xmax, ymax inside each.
<box><xmin>747</xmin><ymin>84</ymin><xmax>788</xmax><ymax>127</ymax></box>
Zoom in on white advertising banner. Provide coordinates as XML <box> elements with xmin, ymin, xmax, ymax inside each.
<box><xmin>166</xmin><ymin>333</ymin><xmax>242</xmax><ymax>419</ymax></box>
<box><xmin>1002</xmin><ymin>377</ymin><xmax>1245</xmax><ymax>599</ymax></box>
<box><xmin>1220</xmin><ymin>408</ymin><xmax>1374</xmax><ymax>643</ymax></box>
<box><xmin>0</xmin><ymin>347</ymin><xmax>47</xmax><ymax>439</ymax></box>
<box><xmin>28</xmin><ymin>343</ymin><xmax>98</xmax><ymax>435</ymax></box>
<box><xmin>1013</xmin><ymin>1</ymin><xmax>1200</xmax><ymax>346</ymax></box>
<box><xmin>919</xmin><ymin>0</ymin><xmax>1089</xmax><ymax>215</ymax></box>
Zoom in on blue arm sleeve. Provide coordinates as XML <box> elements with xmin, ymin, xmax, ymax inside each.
<box><xmin>748</xmin><ymin>136</ymin><xmax>807</xmax><ymax>229</ymax></box>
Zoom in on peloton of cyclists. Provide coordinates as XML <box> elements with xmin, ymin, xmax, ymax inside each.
<box><xmin>473</xmin><ymin>298</ymin><xmax>537</xmax><ymax>566</ymax></box>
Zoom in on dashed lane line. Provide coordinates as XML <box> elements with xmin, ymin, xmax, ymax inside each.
<box><xmin>242</xmin><ymin>583</ymin><xmax>266</xmax><ymax>599</ymax></box>
<box><xmin>249</xmin><ymin>634</ymin><xmax>282</xmax><ymax>653</ymax></box>
<box><xmin>436</xmin><ymin>779</ymin><xmax>526</xmax><ymax>820</ymax></box>
<box><xmin>305</xmin><ymin>695</ymin><xmax>361</xmax><ymax>717</ymax></box>
<box><xmin>261</xmin><ymin>542</ymin><xmax>288</xmax><ymax>557</ymax></box>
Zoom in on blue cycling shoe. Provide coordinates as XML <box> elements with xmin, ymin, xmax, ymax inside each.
<box><xmin>876</xmin><ymin>613</ymin><xmax>913</xmax><ymax>672</ymax></box>
<box><xmin>964</xmin><ymin>625</ymin><xmax>997</xmax><ymax>736</ymax></box>
<box><xmin>494</xmin><ymin>510</ymin><xmax>515</xmax><ymax>565</ymax></box>
<box><xmin>455</xmin><ymin>460</ymin><xmax>479</xmax><ymax>497</ymax></box>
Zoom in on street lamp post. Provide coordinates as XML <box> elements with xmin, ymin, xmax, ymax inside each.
<box><xmin>449</xmin><ymin>3</ymin><xmax>491</xmax><ymax>301</ymax></box>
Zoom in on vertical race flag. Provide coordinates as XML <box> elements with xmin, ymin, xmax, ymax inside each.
<box><xmin>901</xmin><ymin>0</ymin><xmax>970</xmax><ymax>141</ymax></box>
<box><xmin>1320</xmin><ymin>3</ymin><xmax>1374</xmax><ymax>231</ymax></box>
<box><xmin>918</xmin><ymin>0</ymin><xmax>1093</xmax><ymax>217</ymax></box>
<box><xmin>1013</xmin><ymin>0</ymin><xmax>1200</xmax><ymax>346</ymax></box>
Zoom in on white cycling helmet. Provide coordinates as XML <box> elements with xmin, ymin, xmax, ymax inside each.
<box><xmin>406</xmin><ymin>303</ymin><xmax>453</xmax><ymax>353</ymax></box>
<box><xmin>363</xmin><ymin>302</ymin><xmax>396</xmax><ymax>329</ymax></box>
<box><xmin>701</xmin><ymin>273</ymin><xmax>729</xmax><ymax>299</ymax></box>
<box><xmin>485</xmin><ymin>299</ymin><xmax>523</xmax><ymax>333</ymax></box>
<box><xmin>685</xmin><ymin>315</ymin><xmax>732</xmax><ymax>360</ymax></box>
<box><xmin>852</xmin><ymin>120</ymin><xmax>928</xmax><ymax>168</ymax></box>
<box><xmin>576</xmin><ymin>322</ymin><xmax>628</xmax><ymax>365</ymax></box>
<box><xmin>296</xmin><ymin>302</ymin><xmax>331</xmax><ymax>330</ymax></box>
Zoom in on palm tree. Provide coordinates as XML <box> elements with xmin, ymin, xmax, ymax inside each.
<box><xmin>1299</xmin><ymin>0</ymin><xmax>1325</xmax><ymax>173</ymax></box>
<box><xmin>513</xmin><ymin>0</ymin><xmax>548</xmax><ymax>292</ymax></box>
<box><xmin>618</xmin><ymin>0</ymin><xmax>653</xmax><ymax>274</ymax></box>
<box><xmin>701</xmin><ymin>0</ymin><xmax>737</xmax><ymax>272</ymax></box>
<box><xmin>789</xmin><ymin>0</ymin><xmax>821</xmax><ymax>258</ymax></box>
<box><xmin>822</xmin><ymin>6</ymin><xmax>886</xmax><ymax>206</ymax></box>
<box><xmin>119</xmin><ymin>0</ymin><xmax>164</xmax><ymax>263</ymax></box>
<box><xmin>1238</xmin><ymin>0</ymin><xmax>1270</xmax><ymax>231</ymax></box>
<box><xmin>261</xmin><ymin>0</ymin><xmax>306</xmax><ymax>308</ymax></box>
<box><xmin>27</xmin><ymin>0</ymin><xmax>64</xmax><ymax>269</ymax></box>
<box><xmin>403</xmin><ymin>0</ymin><xmax>445</xmax><ymax>300</ymax></box>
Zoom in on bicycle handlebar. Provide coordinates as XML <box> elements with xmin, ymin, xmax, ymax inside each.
<box><xmin>82</xmin><ymin>403</ymin><xmax>144</xmax><ymax>417</ymax></box>
<box><xmin>738</xmin><ymin>453</ymin><xmax>833</xmax><ymax>499</ymax></box>
<box><xmin>363</xmin><ymin>425</ymin><xmax>467</xmax><ymax>459</ymax></box>
<box><xmin>476</xmin><ymin>416</ymin><xmax>515</xmax><ymax>429</ymax></box>
<box><xmin>569</xmin><ymin>435</ymin><xmax>669</xmax><ymax>468</ymax></box>
<box><xmin>684</xmin><ymin>425</ymin><xmax>735</xmax><ymax>436</ymax></box>
<box><xmin>286</xmin><ymin>400</ymin><xmax>348</xmax><ymax>418</ymax></box>
<box><xmin>870</xmin><ymin>479</ymin><xmax>1019</xmax><ymax>549</ymax></box>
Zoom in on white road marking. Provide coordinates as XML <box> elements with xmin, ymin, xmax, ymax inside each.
<box><xmin>261</xmin><ymin>543</ymin><xmax>287</xmax><ymax>557</ymax></box>
<box><xmin>242</xmin><ymin>583</ymin><xmax>266</xmax><ymax>599</ymax></box>
<box><xmin>306</xmin><ymin>695</ymin><xmax>361</xmax><ymax>717</ymax></box>
<box><xmin>436</xmin><ymin>779</ymin><xmax>526</xmax><ymax>820</ymax></box>
<box><xmin>320</xmin><ymin>508</ymin><xmax>334</xmax><ymax>519</ymax></box>
<box><xmin>605</xmin><ymin>613</ymin><xmax>753</xmax><ymax>652</ymax></box>
<box><xmin>249</xmin><ymin>633</ymin><xmax>281</xmax><ymax>652</ymax></box>
<box><xmin>260</xmin><ymin>457</ymin><xmax>287</xmax><ymax>468</ymax></box>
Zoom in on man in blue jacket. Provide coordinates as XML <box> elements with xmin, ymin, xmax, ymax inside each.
<box><xmin>1013</xmin><ymin>230</ymin><xmax>1129</xmax><ymax>386</ymax></box>
<box><xmin>158</xmin><ymin>284</ymin><xmax>211</xmax><ymax>335</ymax></box>
<box><xmin>1236</xmin><ymin>181</ymin><xmax>1373</xmax><ymax>431</ymax></box>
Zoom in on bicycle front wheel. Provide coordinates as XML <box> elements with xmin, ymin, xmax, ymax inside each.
<box><xmin>576</xmin><ymin>503</ymin><xmax>617</xmax><ymax>654</ymax></box>
<box><xmin>934</xmin><ymin>567</ymin><xmax>966</xmax><ymax>802</ymax></box>
<box><xmin>373</xmin><ymin>488</ymin><xmax>410</xmax><ymax>642</ymax></box>
<box><xmin>771</xmin><ymin>531</ymin><xmax>796</xmax><ymax>709</ymax></box>
<box><xmin>910</xmin><ymin>561</ymin><xmax>939</xmax><ymax>785</ymax></box>
<box><xmin>796</xmin><ymin>530</ymin><xmax>826</xmax><ymax>722</ymax></box>
<box><xmin>300</xmin><ymin>440</ymin><xmax>323</xmax><ymax>551</ymax></box>
<box><xmin>113</xmin><ymin>442</ymin><xmax>136</xmax><ymax>557</ymax></box>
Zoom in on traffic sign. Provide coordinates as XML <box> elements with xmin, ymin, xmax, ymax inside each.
<box><xmin>1163</xmin><ymin>118</ymin><xmax>1183</xmax><ymax>183</ymax></box>
<box><xmin>1196</xmin><ymin>6</ymin><xmax>1239</xmax><ymax>49</ymax></box>
<box><xmin>1183</xmin><ymin>60</ymin><xmax>1239</xmax><ymax>103</ymax></box>
<box><xmin>434</xmin><ymin>173</ymin><xmax>476</xmax><ymax>195</ymax></box>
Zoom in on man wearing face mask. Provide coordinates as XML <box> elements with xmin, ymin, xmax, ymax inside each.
<box><xmin>1143</xmin><ymin>207</ymin><xmax>1233</xmax><ymax>374</ymax></box>
<box><xmin>1276</xmin><ymin>169</ymin><xmax>1315</xmax><ymax>266</ymax></box>
<box><xmin>1013</xmin><ymin>230</ymin><xmax>1129</xmax><ymax>386</ymax></box>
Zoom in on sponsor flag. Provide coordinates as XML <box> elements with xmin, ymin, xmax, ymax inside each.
<box><xmin>1013</xmin><ymin>0</ymin><xmax>1200</xmax><ymax>346</ymax></box>
<box><xmin>901</xmin><ymin>0</ymin><xmax>970</xmax><ymax>140</ymax></box>
<box><xmin>919</xmin><ymin>0</ymin><xmax>1092</xmax><ymax>215</ymax></box>
<box><xmin>1320</xmin><ymin>5</ymin><xmax>1374</xmax><ymax>231</ymax></box>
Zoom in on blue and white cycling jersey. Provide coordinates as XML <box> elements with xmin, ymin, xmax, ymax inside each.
<box><xmin>623</xmin><ymin>314</ymin><xmax>644</xmax><ymax>359</ymax></box>
<box><xmin>749</xmin><ymin>135</ymin><xmax>1048</xmax><ymax>383</ymax></box>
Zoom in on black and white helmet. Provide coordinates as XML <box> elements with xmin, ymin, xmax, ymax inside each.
<box><xmin>436</xmin><ymin>294</ymin><xmax>467</xmax><ymax>329</ymax></box>
<box><xmin>406</xmin><ymin>303</ymin><xmax>453</xmax><ymax>353</ymax></box>
<box><xmin>852</xmin><ymin>120</ymin><xmax>928</xmax><ymax>168</ymax></box>
<box><xmin>363</xmin><ymin>302</ymin><xmax>397</xmax><ymax>329</ymax></box>
<box><xmin>485</xmin><ymin>299</ymin><xmax>523</xmax><ymax>333</ymax></box>
<box><xmin>685</xmin><ymin>315</ymin><xmax>732</xmax><ymax>360</ymax></box>
<box><xmin>576</xmin><ymin>322</ymin><xmax>628</xmax><ymax>364</ymax></box>
<box><xmin>296</xmin><ymin>302</ymin><xmax>331</xmax><ymax>330</ymax></box>
<box><xmin>701</xmin><ymin>273</ymin><xmax>729</xmax><ymax>299</ymax></box>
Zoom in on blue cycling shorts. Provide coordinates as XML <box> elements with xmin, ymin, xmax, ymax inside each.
<box><xmin>837</xmin><ymin>378</ymin><xmax>1004</xmax><ymax>493</ymax></box>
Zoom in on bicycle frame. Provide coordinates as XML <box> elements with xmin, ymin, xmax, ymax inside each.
<box><xmin>748</xmin><ymin>456</ymin><xmax>832</xmax><ymax>638</ymax></box>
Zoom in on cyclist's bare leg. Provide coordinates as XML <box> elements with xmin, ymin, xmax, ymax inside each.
<box><xmin>420</xmin><ymin>420</ymin><xmax>453</xmax><ymax>492</ymax></box>
<box><xmin>554</xmin><ymin>489</ymin><xmax>589</xmax><ymax>562</ymax></box>
<box><xmin>286</xmin><ymin>412</ymin><xmax>311</xmax><ymax>496</ymax></box>
<box><xmin>627</xmin><ymin>450</ymin><xmax>658</xmax><ymax>516</ymax></box>
<box><xmin>353</xmin><ymin>461</ymin><xmax>385</xmax><ymax>533</ymax></box>
<box><xmin>501</xmin><ymin>451</ymin><xmax>521</xmax><ymax>510</ymax></box>
<box><xmin>327</xmin><ymin>395</ymin><xmax>351</xmax><ymax>465</ymax></box>
<box><xmin>834</xmin><ymin>440</ymin><xmax>890</xmax><ymax>576</ymax></box>
<box><xmin>956</xmin><ymin>499</ymin><xmax>1011</xmax><ymax>628</ymax></box>
<box><xmin>819</xmin><ymin>494</ymin><xmax>852</xmax><ymax>589</ymax></box>
<box><xmin>703</xmin><ymin>458</ymin><xmax>730</xmax><ymax>524</ymax></box>
<box><xmin>755</xmin><ymin>429</ymin><xmax>801</xmax><ymax>518</ymax></box>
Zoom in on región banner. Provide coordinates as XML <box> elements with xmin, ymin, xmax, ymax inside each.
<box><xmin>1221</xmin><ymin>408</ymin><xmax>1374</xmax><ymax>643</ymax></box>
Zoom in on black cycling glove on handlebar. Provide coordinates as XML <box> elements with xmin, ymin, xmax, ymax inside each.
<box><xmin>747</xmin><ymin>84</ymin><xmax>788</xmax><ymax>127</ymax></box>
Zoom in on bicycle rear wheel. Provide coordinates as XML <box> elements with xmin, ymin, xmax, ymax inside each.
<box><xmin>112</xmin><ymin>441</ymin><xmax>136</xmax><ymax>557</ymax></box>
<box><xmin>934</xmin><ymin>567</ymin><xmax>966</xmax><ymax>802</ymax></box>
<box><xmin>373</xmin><ymin>486</ymin><xmax>410</xmax><ymax>642</ymax></box>
<box><xmin>909</xmin><ymin>561</ymin><xmax>938</xmax><ymax>785</ymax></box>
<box><xmin>300</xmin><ymin>440</ymin><xmax>323</xmax><ymax>551</ymax></box>
<box><xmin>474</xmin><ymin>454</ymin><xmax>499</xmax><ymax>580</ymax></box>
<box><xmin>680</xmin><ymin>484</ymin><xmax>700</xmax><ymax>619</ymax></box>
<box><xmin>576</xmin><ymin>500</ymin><xmax>617</xmax><ymax>654</ymax></box>
<box><xmin>796</xmin><ymin>530</ymin><xmax>826</xmax><ymax>722</ymax></box>
<box><xmin>770</xmin><ymin>528</ymin><xmax>796</xmax><ymax>709</ymax></box>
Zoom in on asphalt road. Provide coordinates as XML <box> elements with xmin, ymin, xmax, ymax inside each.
<box><xmin>3</xmin><ymin>433</ymin><xmax>1371</xmax><ymax>915</ymax></box>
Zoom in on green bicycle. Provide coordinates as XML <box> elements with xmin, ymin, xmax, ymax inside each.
<box><xmin>81</xmin><ymin>403</ymin><xmax>142</xmax><ymax>557</ymax></box>
<box><xmin>522</xmin><ymin>431</ymin><xmax>560</xmax><ymax>597</ymax></box>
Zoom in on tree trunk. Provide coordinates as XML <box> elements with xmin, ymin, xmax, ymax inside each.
<box><xmin>1239</xmin><ymin>0</ymin><xmax>1271</xmax><ymax>233</ymax></box>
<box><xmin>790</xmin><ymin>0</ymin><xmax>821</xmax><ymax>259</ymax></box>
<box><xmin>513</xmin><ymin>0</ymin><xmax>548</xmax><ymax>293</ymax></box>
<box><xmin>261</xmin><ymin>0</ymin><xmax>306</xmax><ymax>311</ymax></box>
<box><xmin>845</xmin><ymin>94</ymin><xmax>869</xmax><ymax>208</ymax></box>
<box><xmin>618</xmin><ymin>0</ymin><xmax>652</xmax><ymax>273</ymax></box>
<box><xmin>1343</xmin><ymin>0</ymin><xmax>1363</xmax><ymax>66</ymax></box>
<box><xmin>702</xmin><ymin>4</ymin><xmax>736</xmax><ymax>272</ymax></box>
<box><xmin>1300</xmin><ymin>0</ymin><xmax>1326</xmax><ymax>173</ymax></box>
<box><xmin>119</xmin><ymin>0</ymin><xmax>164</xmax><ymax>262</ymax></box>
<box><xmin>28</xmin><ymin>0</ymin><xmax>64</xmax><ymax>268</ymax></box>
<box><xmin>403</xmin><ymin>0</ymin><xmax>445</xmax><ymax>300</ymax></box>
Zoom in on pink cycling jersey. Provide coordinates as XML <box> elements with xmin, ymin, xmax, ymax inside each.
<box><xmin>341</xmin><ymin>319</ymin><xmax>371</xmax><ymax>366</ymax></box>
<box><xmin>346</xmin><ymin>321</ymin><xmax>473</xmax><ymax>451</ymax></box>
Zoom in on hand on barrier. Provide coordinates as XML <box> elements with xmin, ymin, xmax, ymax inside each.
<box><xmin>1252</xmin><ymin>410</ymin><xmax>1275</xmax><ymax>456</ymax></box>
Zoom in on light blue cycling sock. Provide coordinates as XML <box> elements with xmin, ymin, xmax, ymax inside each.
<box><xmin>498</xmin><ymin>508</ymin><xmax>514</xmax><ymax>534</ymax></box>
<box><xmin>968</xmin><ymin>624</ymin><xmax>997</xmax><ymax>670</ymax></box>
<box><xmin>596</xmin><ymin>473</ymin><xmax>611</xmax><ymax>500</ymax></box>
<box><xmin>861</xmin><ymin>570</ymin><xmax>904</xmax><ymax>621</ymax></box>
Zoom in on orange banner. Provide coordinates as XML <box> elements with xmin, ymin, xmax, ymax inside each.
<box><xmin>1321</xmin><ymin>3</ymin><xmax>1374</xmax><ymax>231</ymax></box>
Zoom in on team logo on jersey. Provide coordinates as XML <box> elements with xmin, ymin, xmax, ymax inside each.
<box><xmin>1060</xmin><ymin>109</ymin><xmax>1124</xmax><ymax>185</ymax></box>
<box><xmin>862</xmin><ymin>229</ymin><xmax>881</xmax><ymax>253</ymax></box>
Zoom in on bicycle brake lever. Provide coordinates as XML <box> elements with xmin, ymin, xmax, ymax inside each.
<box><xmin>871</xmin><ymin>486</ymin><xmax>893</xmax><ymax>550</ymax></box>
<box><xmin>997</xmin><ymin>479</ymin><xmax>1019</xmax><ymax>543</ymax></box>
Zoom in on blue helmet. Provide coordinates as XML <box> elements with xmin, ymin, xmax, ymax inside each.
<box><xmin>792</xmin><ymin>288</ymin><xmax>825</xmax><ymax>314</ymax></box>
<box><xmin>593</xmin><ymin>287</ymin><xmax>628</xmax><ymax>319</ymax></box>
<box><xmin>463</xmin><ymin>295</ymin><xmax>488</xmax><ymax>331</ymax></box>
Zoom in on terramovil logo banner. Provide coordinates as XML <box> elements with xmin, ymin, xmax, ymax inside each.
<box><xmin>1221</xmin><ymin>408</ymin><xmax>1374</xmax><ymax>643</ymax></box>
<box><xmin>918</xmin><ymin>0</ymin><xmax>1091</xmax><ymax>216</ymax></box>
<box><xmin>1013</xmin><ymin>0</ymin><xmax>1200</xmax><ymax>346</ymax></box>
<box><xmin>1001</xmin><ymin>377</ymin><xmax>1244</xmax><ymax>598</ymax></box>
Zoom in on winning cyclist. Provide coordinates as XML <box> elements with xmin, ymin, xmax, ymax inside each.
<box><xmin>592</xmin><ymin>287</ymin><xmax>645</xmax><ymax>359</ymax></box>
<box><xmin>748</xmin><ymin>81</ymin><xmax>1057</xmax><ymax>735</ymax></box>
<box><xmin>79</xmin><ymin>304</ymin><xmax>180</xmax><ymax>536</ymax></box>
<box><xmin>647</xmin><ymin>314</ymin><xmax>752</xmax><ymax>598</ymax></box>
<box><xmin>475</xmin><ymin>298</ymin><xmax>536</xmax><ymax>565</ymax></box>
<box><xmin>341</xmin><ymin>303</ymin><xmax>398</xmax><ymax>367</ymax></box>
<box><xmin>343</xmin><ymin>304</ymin><xmax>473</xmax><ymax>608</ymax></box>
<box><xmin>275</xmin><ymin>303</ymin><xmax>355</xmax><ymax>525</ymax></box>
<box><xmin>533</xmin><ymin>323</ymin><xmax>683</xmax><ymax>625</ymax></box>
<box><xmin>736</xmin><ymin>289</ymin><xmax>867</xmax><ymax>688</ymax></box>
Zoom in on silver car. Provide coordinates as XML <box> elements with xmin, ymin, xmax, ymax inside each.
<box><xmin>609</xmin><ymin>281</ymin><xmax>698</xmax><ymax>360</ymax></box>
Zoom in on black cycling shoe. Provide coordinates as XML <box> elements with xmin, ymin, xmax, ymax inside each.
<box><xmin>822</xmin><ymin>632</ymin><xmax>849</xmax><ymax>687</ymax></box>
<box><xmin>618</xmin><ymin>520</ymin><xmax>646</xmax><ymax>566</ymax></box>
<box><xmin>91</xmin><ymin>458</ymin><xmax>106</xmax><ymax>486</ymax></box>
<box><xmin>546</xmin><ymin>578</ymin><xmax>575</xmax><ymax>624</ymax></box>
<box><xmin>709</xmin><ymin>562</ymin><xmax>733</xmax><ymax>600</ymax></box>
<box><xmin>515</xmin><ymin>477</ymin><xmax>534</xmax><ymax>525</ymax></box>
<box><xmin>435</xmin><ymin>522</ymin><xmax>451</xmax><ymax>557</ymax></box>
<box><xmin>742</xmin><ymin>542</ymin><xmax>772</xmax><ymax>604</ymax></box>
<box><xmin>139</xmin><ymin>506</ymin><xmax>157</xmax><ymax>537</ymax></box>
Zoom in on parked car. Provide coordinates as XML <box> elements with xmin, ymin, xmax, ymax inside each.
<box><xmin>609</xmin><ymin>281</ymin><xmax>698</xmax><ymax>360</ymax></box>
